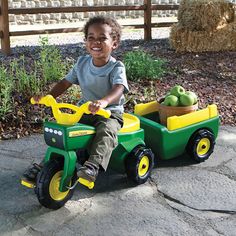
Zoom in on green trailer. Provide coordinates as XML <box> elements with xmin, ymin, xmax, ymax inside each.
<box><xmin>21</xmin><ymin>95</ymin><xmax>219</xmax><ymax>210</ymax></box>
<box><xmin>134</xmin><ymin>101</ymin><xmax>219</xmax><ymax>162</ymax></box>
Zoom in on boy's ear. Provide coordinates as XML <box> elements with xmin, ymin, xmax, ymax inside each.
<box><xmin>112</xmin><ymin>41</ymin><xmax>119</xmax><ymax>50</ymax></box>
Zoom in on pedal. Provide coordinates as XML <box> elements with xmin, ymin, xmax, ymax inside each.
<box><xmin>21</xmin><ymin>179</ymin><xmax>35</xmax><ymax>188</ymax></box>
<box><xmin>78</xmin><ymin>177</ymin><xmax>94</xmax><ymax>189</ymax></box>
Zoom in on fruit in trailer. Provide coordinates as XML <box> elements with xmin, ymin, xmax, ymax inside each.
<box><xmin>170</xmin><ymin>85</ymin><xmax>185</xmax><ymax>97</ymax></box>
<box><xmin>179</xmin><ymin>93</ymin><xmax>195</xmax><ymax>106</ymax></box>
<box><xmin>163</xmin><ymin>95</ymin><xmax>179</xmax><ymax>106</ymax></box>
<box><xmin>185</xmin><ymin>91</ymin><xmax>198</xmax><ymax>104</ymax></box>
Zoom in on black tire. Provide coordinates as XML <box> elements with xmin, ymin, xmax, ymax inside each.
<box><xmin>125</xmin><ymin>146</ymin><xmax>154</xmax><ymax>184</ymax></box>
<box><xmin>187</xmin><ymin>129</ymin><xmax>215</xmax><ymax>163</ymax></box>
<box><xmin>35</xmin><ymin>159</ymin><xmax>77</xmax><ymax>209</ymax></box>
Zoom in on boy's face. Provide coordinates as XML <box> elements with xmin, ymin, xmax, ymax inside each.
<box><xmin>85</xmin><ymin>23</ymin><xmax>118</xmax><ymax>66</ymax></box>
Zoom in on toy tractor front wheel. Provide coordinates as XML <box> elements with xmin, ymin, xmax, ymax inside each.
<box><xmin>35</xmin><ymin>159</ymin><xmax>77</xmax><ymax>209</ymax></box>
<box><xmin>125</xmin><ymin>146</ymin><xmax>154</xmax><ymax>184</ymax></box>
<box><xmin>187</xmin><ymin>129</ymin><xmax>215</xmax><ymax>163</ymax></box>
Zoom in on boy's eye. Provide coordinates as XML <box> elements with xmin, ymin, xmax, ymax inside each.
<box><xmin>87</xmin><ymin>37</ymin><xmax>95</xmax><ymax>41</ymax></box>
<box><xmin>87</xmin><ymin>36</ymin><xmax>108</xmax><ymax>42</ymax></box>
<box><xmin>99</xmin><ymin>37</ymin><xmax>108</xmax><ymax>42</ymax></box>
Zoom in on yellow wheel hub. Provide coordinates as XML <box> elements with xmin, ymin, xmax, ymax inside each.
<box><xmin>138</xmin><ymin>155</ymin><xmax>149</xmax><ymax>177</ymax></box>
<box><xmin>49</xmin><ymin>171</ymin><xmax>70</xmax><ymax>201</ymax></box>
<box><xmin>197</xmin><ymin>138</ymin><xmax>210</xmax><ymax>156</ymax></box>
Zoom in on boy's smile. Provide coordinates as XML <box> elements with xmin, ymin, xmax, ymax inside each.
<box><xmin>85</xmin><ymin>23</ymin><xmax>118</xmax><ymax>67</ymax></box>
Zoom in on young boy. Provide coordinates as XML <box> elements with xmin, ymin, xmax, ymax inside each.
<box><xmin>23</xmin><ymin>16</ymin><xmax>129</xmax><ymax>183</ymax></box>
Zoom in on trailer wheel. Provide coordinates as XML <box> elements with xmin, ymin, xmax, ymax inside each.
<box><xmin>125</xmin><ymin>146</ymin><xmax>154</xmax><ymax>184</ymax></box>
<box><xmin>35</xmin><ymin>159</ymin><xmax>77</xmax><ymax>209</ymax></box>
<box><xmin>187</xmin><ymin>129</ymin><xmax>215</xmax><ymax>163</ymax></box>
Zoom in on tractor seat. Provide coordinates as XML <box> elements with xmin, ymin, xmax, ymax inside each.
<box><xmin>119</xmin><ymin>113</ymin><xmax>140</xmax><ymax>133</ymax></box>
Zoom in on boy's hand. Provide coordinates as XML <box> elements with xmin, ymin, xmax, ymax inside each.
<box><xmin>89</xmin><ymin>100</ymin><xmax>108</xmax><ymax>115</ymax></box>
<box><xmin>32</xmin><ymin>95</ymin><xmax>43</xmax><ymax>103</ymax></box>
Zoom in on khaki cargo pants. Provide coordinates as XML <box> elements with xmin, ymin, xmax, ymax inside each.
<box><xmin>80</xmin><ymin>113</ymin><xmax>123</xmax><ymax>171</ymax></box>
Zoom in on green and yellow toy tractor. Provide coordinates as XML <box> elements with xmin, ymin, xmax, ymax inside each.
<box><xmin>21</xmin><ymin>95</ymin><xmax>154</xmax><ymax>209</ymax></box>
<box><xmin>21</xmin><ymin>95</ymin><xmax>219</xmax><ymax>210</ymax></box>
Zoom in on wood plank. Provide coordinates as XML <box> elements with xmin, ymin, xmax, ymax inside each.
<box><xmin>151</xmin><ymin>4</ymin><xmax>179</xmax><ymax>10</ymax></box>
<box><xmin>9</xmin><ymin>21</ymin><xmax>178</xmax><ymax>37</ymax></box>
<box><xmin>151</xmin><ymin>22</ymin><xmax>177</xmax><ymax>27</ymax></box>
<box><xmin>9</xmin><ymin>24</ymin><xmax>146</xmax><ymax>36</ymax></box>
<box><xmin>10</xmin><ymin>28</ymin><xmax>83</xmax><ymax>36</ymax></box>
<box><xmin>0</xmin><ymin>0</ymin><xmax>10</xmax><ymax>55</ymax></box>
<box><xmin>8</xmin><ymin>5</ymin><xmax>146</xmax><ymax>15</ymax></box>
<box><xmin>144</xmin><ymin>0</ymin><xmax>152</xmax><ymax>41</ymax></box>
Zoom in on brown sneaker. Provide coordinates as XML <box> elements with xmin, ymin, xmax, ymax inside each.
<box><xmin>22</xmin><ymin>163</ymin><xmax>43</xmax><ymax>182</ymax></box>
<box><xmin>77</xmin><ymin>161</ymin><xmax>99</xmax><ymax>182</ymax></box>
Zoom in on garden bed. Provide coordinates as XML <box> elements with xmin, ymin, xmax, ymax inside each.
<box><xmin>0</xmin><ymin>38</ymin><xmax>235</xmax><ymax>139</ymax></box>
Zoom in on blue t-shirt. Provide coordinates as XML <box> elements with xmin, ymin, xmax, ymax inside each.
<box><xmin>65</xmin><ymin>55</ymin><xmax>129</xmax><ymax>113</ymax></box>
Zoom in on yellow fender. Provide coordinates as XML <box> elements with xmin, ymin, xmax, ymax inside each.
<box><xmin>30</xmin><ymin>95</ymin><xmax>111</xmax><ymax>125</ymax></box>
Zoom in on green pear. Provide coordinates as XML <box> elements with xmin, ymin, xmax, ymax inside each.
<box><xmin>180</xmin><ymin>93</ymin><xmax>194</xmax><ymax>106</ymax></box>
<box><xmin>185</xmin><ymin>91</ymin><xmax>198</xmax><ymax>104</ymax></box>
<box><xmin>163</xmin><ymin>95</ymin><xmax>179</xmax><ymax>106</ymax></box>
<box><xmin>170</xmin><ymin>85</ymin><xmax>185</xmax><ymax>97</ymax></box>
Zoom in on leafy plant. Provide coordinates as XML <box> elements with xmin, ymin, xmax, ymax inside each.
<box><xmin>39</xmin><ymin>36</ymin><xmax>67</xmax><ymax>83</ymax></box>
<box><xmin>0</xmin><ymin>36</ymin><xmax>69</xmax><ymax>121</ymax></box>
<box><xmin>0</xmin><ymin>65</ymin><xmax>13</xmax><ymax>118</ymax></box>
<box><xmin>10</xmin><ymin>57</ymin><xmax>43</xmax><ymax>96</ymax></box>
<box><xmin>123</xmin><ymin>50</ymin><xmax>166</xmax><ymax>81</ymax></box>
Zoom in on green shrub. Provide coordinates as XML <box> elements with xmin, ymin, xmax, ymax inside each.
<box><xmin>123</xmin><ymin>50</ymin><xmax>166</xmax><ymax>81</ymax></box>
<box><xmin>10</xmin><ymin>57</ymin><xmax>43</xmax><ymax>96</ymax></box>
<box><xmin>39</xmin><ymin>36</ymin><xmax>67</xmax><ymax>83</ymax></box>
<box><xmin>0</xmin><ymin>65</ymin><xmax>13</xmax><ymax>118</ymax></box>
<box><xmin>0</xmin><ymin>36</ymin><xmax>69</xmax><ymax>120</ymax></box>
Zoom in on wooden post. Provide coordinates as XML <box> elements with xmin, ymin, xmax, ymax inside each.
<box><xmin>143</xmin><ymin>0</ymin><xmax>152</xmax><ymax>41</ymax></box>
<box><xmin>0</xmin><ymin>0</ymin><xmax>10</xmax><ymax>55</ymax></box>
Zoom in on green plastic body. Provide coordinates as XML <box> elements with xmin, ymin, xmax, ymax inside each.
<box><xmin>137</xmin><ymin>112</ymin><xmax>219</xmax><ymax>160</ymax></box>
<box><xmin>43</xmin><ymin>110</ymin><xmax>219</xmax><ymax>191</ymax></box>
<box><xmin>43</xmin><ymin>120</ymin><xmax>145</xmax><ymax>191</ymax></box>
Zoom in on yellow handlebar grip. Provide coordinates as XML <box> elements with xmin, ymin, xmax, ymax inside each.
<box><xmin>30</xmin><ymin>96</ymin><xmax>111</xmax><ymax>125</ymax></box>
<box><xmin>30</xmin><ymin>97</ymin><xmax>36</xmax><ymax>105</ymax></box>
<box><xmin>96</xmin><ymin>109</ymin><xmax>111</xmax><ymax>118</ymax></box>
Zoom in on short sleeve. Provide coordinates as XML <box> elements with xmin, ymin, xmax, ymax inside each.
<box><xmin>65</xmin><ymin>59</ymin><xmax>80</xmax><ymax>85</ymax></box>
<box><xmin>110</xmin><ymin>61</ymin><xmax>129</xmax><ymax>93</ymax></box>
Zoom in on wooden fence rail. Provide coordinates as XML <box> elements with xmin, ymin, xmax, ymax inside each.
<box><xmin>0</xmin><ymin>0</ymin><xmax>179</xmax><ymax>55</ymax></box>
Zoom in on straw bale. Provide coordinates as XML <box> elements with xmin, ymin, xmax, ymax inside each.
<box><xmin>178</xmin><ymin>0</ymin><xmax>235</xmax><ymax>31</ymax></box>
<box><xmin>169</xmin><ymin>22</ymin><xmax>236</xmax><ymax>52</ymax></box>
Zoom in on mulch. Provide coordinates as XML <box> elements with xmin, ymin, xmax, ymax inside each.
<box><xmin>0</xmin><ymin>38</ymin><xmax>235</xmax><ymax>140</ymax></box>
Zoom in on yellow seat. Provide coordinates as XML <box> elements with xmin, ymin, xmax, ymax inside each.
<box><xmin>119</xmin><ymin>113</ymin><xmax>140</xmax><ymax>133</ymax></box>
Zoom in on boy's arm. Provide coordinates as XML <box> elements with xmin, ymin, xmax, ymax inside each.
<box><xmin>49</xmin><ymin>79</ymin><xmax>72</xmax><ymax>98</ymax></box>
<box><xmin>89</xmin><ymin>84</ymin><xmax>124</xmax><ymax>114</ymax></box>
<box><xmin>33</xmin><ymin>79</ymin><xmax>72</xmax><ymax>102</ymax></box>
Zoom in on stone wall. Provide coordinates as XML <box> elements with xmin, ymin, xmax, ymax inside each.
<box><xmin>8</xmin><ymin>0</ymin><xmax>236</xmax><ymax>25</ymax></box>
<box><xmin>8</xmin><ymin>0</ymin><xmax>181</xmax><ymax>25</ymax></box>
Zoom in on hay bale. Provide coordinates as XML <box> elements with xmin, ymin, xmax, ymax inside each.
<box><xmin>178</xmin><ymin>0</ymin><xmax>235</xmax><ymax>31</ymax></box>
<box><xmin>169</xmin><ymin>22</ymin><xmax>236</xmax><ymax>52</ymax></box>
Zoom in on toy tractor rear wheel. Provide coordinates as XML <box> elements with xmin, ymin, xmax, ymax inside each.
<box><xmin>125</xmin><ymin>146</ymin><xmax>154</xmax><ymax>184</ymax></box>
<box><xmin>35</xmin><ymin>159</ymin><xmax>77</xmax><ymax>209</ymax></box>
<box><xmin>187</xmin><ymin>129</ymin><xmax>215</xmax><ymax>163</ymax></box>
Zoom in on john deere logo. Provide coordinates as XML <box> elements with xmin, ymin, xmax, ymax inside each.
<box><xmin>69</xmin><ymin>130</ymin><xmax>95</xmax><ymax>137</ymax></box>
<box><xmin>51</xmin><ymin>138</ymin><xmax>56</xmax><ymax>143</ymax></box>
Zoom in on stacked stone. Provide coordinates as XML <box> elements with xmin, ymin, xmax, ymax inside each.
<box><xmin>7</xmin><ymin>0</ymin><xmax>236</xmax><ymax>26</ymax></box>
<box><xmin>8</xmin><ymin>0</ymin><xmax>181</xmax><ymax>25</ymax></box>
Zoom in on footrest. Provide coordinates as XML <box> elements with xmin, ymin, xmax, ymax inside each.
<box><xmin>21</xmin><ymin>179</ymin><xmax>35</xmax><ymax>188</ymax></box>
<box><xmin>78</xmin><ymin>177</ymin><xmax>94</xmax><ymax>189</ymax></box>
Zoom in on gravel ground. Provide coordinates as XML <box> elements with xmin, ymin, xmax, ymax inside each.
<box><xmin>0</xmin><ymin>28</ymin><xmax>235</xmax><ymax>139</ymax></box>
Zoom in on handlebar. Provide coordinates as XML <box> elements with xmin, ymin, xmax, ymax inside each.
<box><xmin>30</xmin><ymin>95</ymin><xmax>111</xmax><ymax>125</ymax></box>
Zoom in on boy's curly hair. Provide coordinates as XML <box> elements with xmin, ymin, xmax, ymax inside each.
<box><xmin>83</xmin><ymin>16</ymin><xmax>122</xmax><ymax>43</ymax></box>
